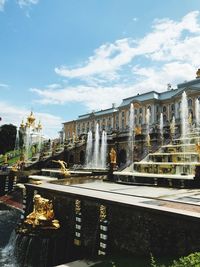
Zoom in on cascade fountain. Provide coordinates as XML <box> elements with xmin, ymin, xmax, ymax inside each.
<box><xmin>195</xmin><ymin>98</ymin><xmax>200</xmax><ymax>128</ymax></box>
<box><xmin>100</xmin><ymin>130</ymin><xmax>107</xmax><ymax>169</ymax></box>
<box><xmin>86</xmin><ymin>131</ymin><xmax>93</xmax><ymax>167</ymax></box>
<box><xmin>85</xmin><ymin>124</ymin><xmax>107</xmax><ymax>169</ymax></box>
<box><xmin>181</xmin><ymin>91</ymin><xmax>189</xmax><ymax>142</ymax></box>
<box><xmin>127</xmin><ymin>103</ymin><xmax>134</xmax><ymax>166</ymax></box>
<box><xmin>93</xmin><ymin>123</ymin><xmax>100</xmax><ymax>168</ymax></box>
<box><xmin>160</xmin><ymin>113</ymin><xmax>164</xmax><ymax>144</ymax></box>
<box><xmin>170</xmin><ymin>116</ymin><xmax>176</xmax><ymax>140</ymax></box>
<box><xmin>146</xmin><ymin>107</ymin><xmax>151</xmax><ymax>149</ymax></box>
<box><xmin>14</xmin><ymin>127</ymin><xmax>20</xmax><ymax>154</ymax></box>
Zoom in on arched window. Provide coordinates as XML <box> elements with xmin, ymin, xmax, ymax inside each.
<box><xmin>188</xmin><ymin>99</ymin><xmax>193</xmax><ymax>107</ymax></box>
<box><xmin>163</xmin><ymin>106</ymin><xmax>167</xmax><ymax>112</ymax></box>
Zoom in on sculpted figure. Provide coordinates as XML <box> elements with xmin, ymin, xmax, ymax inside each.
<box><xmin>109</xmin><ymin>148</ymin><xmax>116</xmax><ymax>164</ymax></box>
<box><xmin>25</xmin><ymin>194</ymin><xmax>60</xmax><ymax>229</ymax></box>
<box><xmin>52</xmin><ymin>160</ymin><xmax>70</xmax><ymax>176</ymax></box>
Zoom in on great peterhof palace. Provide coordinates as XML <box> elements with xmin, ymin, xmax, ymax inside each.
<box><xmin>63</xmin><ymin>72</ymin><xmax>200</xmax><ymax>166</ymax></box>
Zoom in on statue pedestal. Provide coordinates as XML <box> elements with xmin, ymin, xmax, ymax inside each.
<box><xmin>107</xmin><ymin>163</ymin><xmax>115</xmax><ymax>182</ymax></box>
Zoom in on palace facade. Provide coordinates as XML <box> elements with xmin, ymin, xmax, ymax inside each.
<box><xmin>63</xmin><ymin>74</ymin><xmax>200</xmax><ymax>141</ymax></box>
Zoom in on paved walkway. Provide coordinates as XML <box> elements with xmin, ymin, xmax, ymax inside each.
<box><xmin>27</xmin><ymin>180</ymin><xmax>200</xmax><ymax>219</ymax></box>
<box><xmin>57</xmin><ymin>260</ymin><xmax>99</xmax><ymax>267</ymax></box>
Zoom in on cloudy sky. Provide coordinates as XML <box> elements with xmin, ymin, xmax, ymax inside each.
<box><xmin>0</xmin><ymin>0</ymin><xmax>200</xmax><ymax>137</ymax></box>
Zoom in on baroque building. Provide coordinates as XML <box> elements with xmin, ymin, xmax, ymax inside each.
<box><xmin>64</xmin><ymin>74</ymin><xmax>200</xmax><ymax>141</ymax></box>
<box><xmin>63</xmin><ymin>72</ymin><xmax>200</xmax><ymax>166</ymax></box>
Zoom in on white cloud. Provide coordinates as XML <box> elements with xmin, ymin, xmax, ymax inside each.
<box><xmin>17</xmin><ymin>0</ymin><xmax>39</xmax><ymax>8</ymax></box>
<box><xmin>0</xmin><ymin>101</ymin><xmax>63</xmax><ymax>138</ymax></box>
<box><xmin>55</xmin><ymin>11</ymin><xmax>200</xmax><ymax>82</ymax></box>
<box><xmin>33</xmin><ymin>11</ymin><xmax>200</xmax><ymax>112</ymax></box>
<box><xmin>0</xmin><ymin>0</ymin><xmax>6</xmax><ymax>11</ymax></box>
<box><xmin>31</xmin><ymin>85</ymin><xmax>136</xmax><ymax>110</ymax></box>
<box><xmin>0</xmin><ymin>83</ymin><xmax>9</xmax><ymax>89</ymax></box>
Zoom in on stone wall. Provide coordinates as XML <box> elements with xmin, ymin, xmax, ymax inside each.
<box><xmin>25</xmin><ymin>185</ymin><xmax>200</xmax><ymax>260</ymax></box>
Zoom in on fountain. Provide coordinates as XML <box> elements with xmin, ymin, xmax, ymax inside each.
<box><xmin>195</xmin><ymin>98</ymin><xmax>200</xmax><ymax>128</ymax></box>
<box><xmin>100</xmin><ymin>130</ymin><xmax>107</xmax><ymax>169</ymax></box>
<box><xmin>93</xmin><ymin>123</ymin><xmax>100</xmax><ymax>168</ymax></box>
<box><xmin>127</xmin><ymin>103</ymin><xmax>134</xmax><ymax>165</ymax></box>
<box><xmin>114</xmin><ymin>92</ymin><xmax>200</xmax><ymax>188</ymax></box>
<box><xmin>86</xmin><ymin>131</ymin><xmax>93</xmax><ymax>167</ymax></box>
<box><xmin>160</xmin><ymin>113</ymin><xmax>164</xmax><ymax>144</ymax></box>
<box><xmin>170</xmin><ymin>116</ymin><xmax>175</xmax><ymax>140</ymax></box>
<box><xmin>14</xmin><ymin>127</ymin><xmax>20</xmax><ymax>153</ymax></box>
<box><xmin>181</xmin><ymin>91</ymin><xmax>189</xmax><ymax>142</ymax></box>
<box><xmin>146</xmin><ymin>107</ymin><xmax>151</xmax><ymax>151</ymax></box>
<box><xmin>85</xmin><ymin>124</ymin><xmax>108</xmax><ymax>170</ymax></box>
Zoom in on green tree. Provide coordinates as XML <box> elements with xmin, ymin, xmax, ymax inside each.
<box><xmin>0</xmin><ymin>124</ymin><xmax>17</xmax><ymax>154</ymax></box>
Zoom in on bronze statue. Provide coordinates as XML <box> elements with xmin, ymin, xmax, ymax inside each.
<box><xmin>109</xmin><ymin>148</ymin><xmax>117</xmax><ymax>164</ymax></box>
<box><xmin>52</xmin><ymin>160</ymin><xmax>70</xmax><ymax>176</ymax></box>
<box><xmin>24</xmin><ymin>194</ymin><xmax>60</xmax><ymax>229</ymax></box>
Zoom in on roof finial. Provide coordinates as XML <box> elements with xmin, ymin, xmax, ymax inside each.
<box><xmin>196</xmin><ymin>68</ymin><xmax>200</xmax><ymax>79</ymax></box>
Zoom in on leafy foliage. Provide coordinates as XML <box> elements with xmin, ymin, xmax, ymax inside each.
<box><xmin>0</xmin><ymin>124</ymin><xmax>17</xmax><ymax>154</ymax></box>
<box><xmin>151</xmin><ymin>252</ymin><xmax>200</xmax><ymax>267</ymax></box>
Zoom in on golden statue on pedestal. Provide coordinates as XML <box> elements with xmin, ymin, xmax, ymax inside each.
<box><xmin>52</xmin><ymin>160</ymin><xmax>70</xmax><ymax>177</ymax></box>
<box><xmin>24</xmin><ymin>194</ymin><xmax>60</xmax><ymax>229</ymax></box>
<box><xmin>99</xmin><ymin>205</ymin><xmax>107</xmax><ymax>222</ymax></box>
<box><xmin>135</xmin><ymin>126</ymin><xmax>142</xmax><ymax>135</ymax></box>
<box><xmin>109</xmin><ymin>148</ymin><xmax>116</xmax><ymax>164</ymax></box>
<box><xmin>196</xmin><ymin>142</ymin><xmax>200</xmax><ymax>155</ymax></box>
<box><xmin>75</xmin><ymin>199</ymin><xmax>81</xmax><ymax>214</ymax></box>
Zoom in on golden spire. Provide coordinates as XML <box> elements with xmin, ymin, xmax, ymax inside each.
<box><xmin>196</xmin><ymin>68</ymin><xmax>200</xmax><ymax>79</ymax></box>
<box><xmin>27</xmin><ymin>111</ymin><xmax>35</xmax><ymax>126</ymax></box>
<box><xmin>20</xmin><ymin>119</ymin><xmax>25</xmax><ymax>129</ymax></box>
<box><xmin>37</xmin><ymin>120</ymin><xmax>42</xmax><ymax>130</ymax></box>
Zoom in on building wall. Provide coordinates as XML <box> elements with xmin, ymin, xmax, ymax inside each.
<box><xmin>63</xmin><ymin>89</ymin><xmax>200</xmax><ymax>141</ymax></box>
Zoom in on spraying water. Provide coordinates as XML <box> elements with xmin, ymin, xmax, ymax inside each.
<box><xmin>14</xmin><ymin>127</ymin><xmax>20</xmax><ymax>153</ymax></box>
<box><xmin>195</xmin><ymin>98</ymin><xmax>200</xmax><ymax>128</ymax></box>
<box><xmin>128</xmin><ymin>103</ymin><xmax>134</xmax><ymax>164</ymax></box>
<box><xmin>85</xmin><ymin>124</ymin><xmax>107</xmax><ymax>169</ymax></box>
<box><xmin>100</xmin><ymin>130</ymin><xmax>107</xmax><ymax>168</ymax></box>
<box><xmin>93</xmin><ymin>123</ymin><xmax>100</xmax><ymax>168</ymax></box>
<box><xmin>146</xmin><ymin>108</ymin><xmax>150</xmax><ymax>136</ymax></box>
<box><xmin>85</xmin><ymin>131</ymin><xmax>93</xmax><ymax>167</ymax></box>
<box><xmin>181</xmin><ymin>91</ymin><xmax>189</xmax><ymax>142</ymax></box>
<box><xmin>160</xmin><ymin>113</ymin><xmax>164</xmax><ymax>143</ymax></box>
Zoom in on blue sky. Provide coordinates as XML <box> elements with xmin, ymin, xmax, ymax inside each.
<box><xmin>0</xmin><ymin>0</ymin><xmax>200</xmax><ymax>137</ymax></box>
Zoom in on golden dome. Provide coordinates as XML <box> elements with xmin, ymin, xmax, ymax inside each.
<box><xmin>20</xmin><ymin>120</ymin><xmax>25</xmax><ymax>129</ymax></box>
<box><xmin>196</xmin><ymin>69</ymin><xmax>200</xmax><ymax>78</ymax></box>
<box><xmin>27</xmin><ymin>111</ymin><xmax>35</xmax><ymax>126</ymax></box>
<box><xmin>37</xmin><ymin>120</ymin><xmax>42</xmax><ymax>130</ymax></box>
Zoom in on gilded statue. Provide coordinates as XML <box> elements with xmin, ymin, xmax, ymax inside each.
<box><xmin>110</xmin><ymin>148</ymin><xmax>117</xmax><ymax>164</ymax></box>
<box><xmin>135</xmin><ymin>126</ymin><xmax>141</xmax><ymax>135</ymax></box>
<box><xmin>196</xmin><ymin>68</ymin><xmax>200</xmax><ymax>78</ymax></box>
<box><xmin>99</xmin><ymin>205</ymin><xmax>107</xmax><ymax>222</ymax></box>
<box><xmin>75</xmin><ymin>199</ymin><xmax>81</xmax><ymax>214</ymax></box>
<box><xmin>52</xmin><ymin>160</ymin><xmax>70</xmax><ymax>176</ymax></box>
<box><xmin>3</xmin><ymin>154</ymin><xmax>8</xmax><ymax>164</ymax></box>
<box><xmin>196</xmin><ymin>142</ymin><xmax>200</xmax><ymax>155</ymax></box>
<box><xmin>24</xmin><ymin>194</ymin><xmax>60</xmax><ymax>229</ymax></box>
